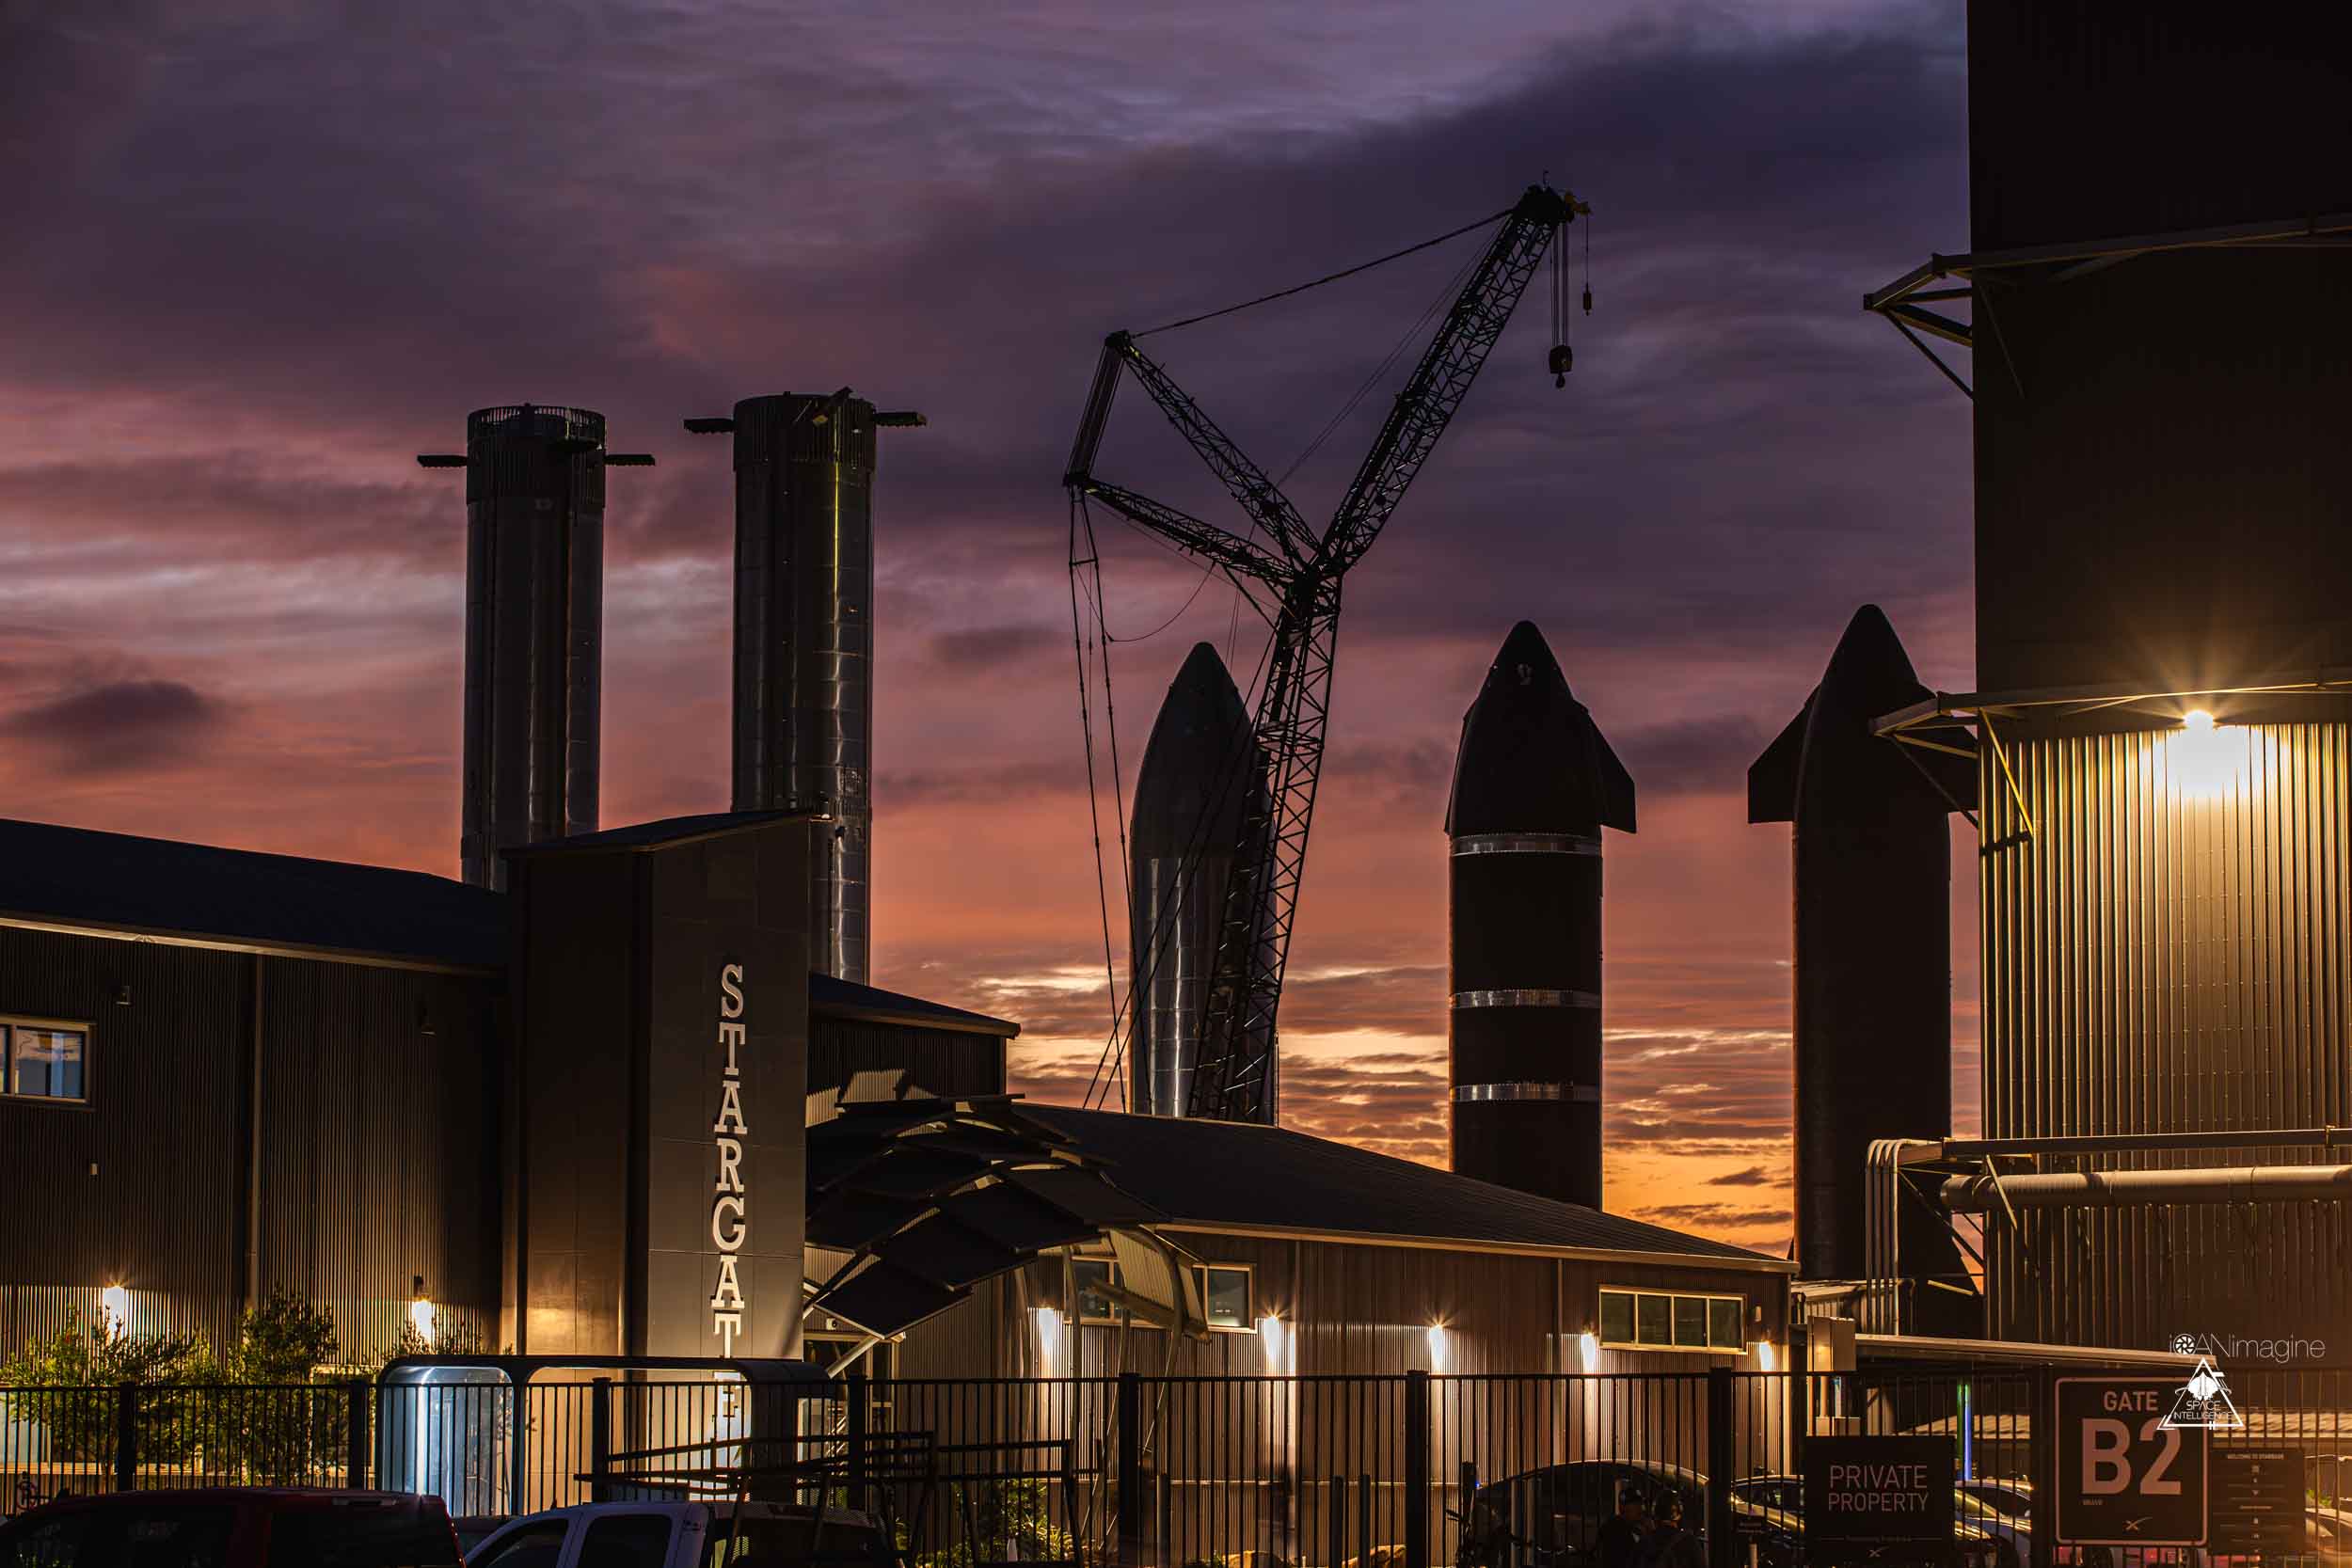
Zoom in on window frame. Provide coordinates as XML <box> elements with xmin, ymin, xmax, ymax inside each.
<box><xmin>1195</xmin><ymin>1262</ymin><xmax>1254</xmax><ymax>1333</ymax></box>
<box><xmin>1068</xmin><ymin>1253</ymin><xmax>1121</xmax><ymax>1326</ymax></box>
<box><xmin>1597</xmin><ymin>1286</ymin><xmax>1748</xmax><ymax>1354</ymax></box>
<box><xmin>0</xmin><ymin>1015</ymin><xmax>93</xmax><ymax>1108</ymax></box>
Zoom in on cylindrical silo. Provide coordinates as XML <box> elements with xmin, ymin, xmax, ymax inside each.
<box><xmin>1128</xmin><ymin>642</ymin><xmax>1263</xmax><ymax>1118</ymax></box>
<box><xmin>724</xmin><ymin>392</ymin><xmax>879</xmax><ymax>984</ymax></box>
<box><xmin>450</xmin><ymin>404</ymin><xmax>612</xmax><ymax>892</ymax></box>
<box><xmin>1444</xmin><ymin>621</ymin><xmax>1634</xmax><ymax>1209</ymax></box>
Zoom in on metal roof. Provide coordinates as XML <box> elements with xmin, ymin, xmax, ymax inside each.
<box><xmin>808</xmin><ymin>974</ymin><xmax>1018</xmax><ymax>1037</ymax></box>
<box><xmin>1019</xmin><ymin>1104</ymin><xmax>1786</xmax><ymax>1270</ymax></box>
<box><xmin>500</xmin><ymin>809</ymin><xmax>810</xmax><ymax>855</ymax></box>
<box><xmin>0</xmin><ymin>816</ymin><xmax>506</xmax><ymax>973</ymax></box>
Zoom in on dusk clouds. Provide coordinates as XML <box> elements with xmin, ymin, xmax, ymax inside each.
<box><xmin>2</xmin><ymin>0</ymin><xmax>1979</xmax><ymax>1252</ymax></box>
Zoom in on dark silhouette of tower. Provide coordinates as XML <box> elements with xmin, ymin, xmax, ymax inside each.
<box><xmin>419</xmin><ymin>405</ymin><xmax>652</xmax><ymax>891</ymax></box>
<box><xmin>1749</xmin><ymin>605</ymin><xmax>1972</xmax><ymax>1301</ymax></box>
<box><xmin>686</xmin><ymin>393</ymin><xmax>923</xmax><ymax>984</ymax></box>
<box><xmin>1445</xmin><ymin>621</ymin><xmax>1634</xmax><ymax>1209</ymax></box>
<box><xmin>1128</xmin><ymin>642</ymin><xmax>1263</xmax><ymax>1118</ymax></box>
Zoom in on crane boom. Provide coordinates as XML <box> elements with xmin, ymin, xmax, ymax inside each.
<box><xmin>1065</xmin><ymin>182</ymin><xmax>1581</xmax><ymax>1123</ymax></box>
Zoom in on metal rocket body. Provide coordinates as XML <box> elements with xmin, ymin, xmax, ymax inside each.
<box><xmin>1749</xmin><ymin>605</ymin><xmax>1974</xmax><ymax>1298</ymax></box>
<box><xmin>1128</xmin><ymin>642</ymin><xmax>1268</xmax><ymax>1119</ymax></box>
<box><xmin>1445</xmin><ymin>621</ymin><xmax>1635</xmax><ymax>1209</ymax></box>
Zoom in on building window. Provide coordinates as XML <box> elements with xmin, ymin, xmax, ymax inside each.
<box><xmin>1198</xmin><ymin>1264</ymin><xmax>1251</xmax><ymax>1331</ymax></box>
<box><xmin>1071</xmin><ymin>1257</ymin><xmax>1120</xmax><ymax>1324</ymax></box>
<box><xmin>1598</xmin><ymin>1288</ymin><xmax>1744</xmax><ymax>1353</ymax></box>
<box><xmin>2</xmin><ymin>1020</ymin><xmax>88</xmax><ymax>1104</ymax></box>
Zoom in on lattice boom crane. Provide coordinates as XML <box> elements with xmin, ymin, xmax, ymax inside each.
<box><xmin>1063</xmin><ymin>182</ymin><xmax>1585</xmax><ymax>1124</ymax></box>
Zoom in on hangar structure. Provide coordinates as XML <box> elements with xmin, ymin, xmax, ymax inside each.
<box><xmin>1841</xmin><ymin>0</ymin><xmax>2352</xmax><ymax>1353</ymax></box>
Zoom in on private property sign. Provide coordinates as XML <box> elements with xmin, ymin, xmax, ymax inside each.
<box><xmin>2054</xmin><ymin>1377</ymin><xmax>2210</xmax><ymax>1546</ymax></box>
<box><xmin>1804</xmin><ymin>1435</ymin><xmax>1956</xmax><ymax>1549</ymax></box>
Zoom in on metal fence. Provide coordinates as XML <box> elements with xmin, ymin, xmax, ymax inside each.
<box><xmin>7</xmin><ymin>1369</ymin><xmax>2352</xmax><ymax>1566</ymax></box>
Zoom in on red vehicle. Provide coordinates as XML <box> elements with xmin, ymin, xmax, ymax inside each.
<box><xmin>0</xmin><ymin>1487</ymin><xmax>462</xmax><ymax>1567</ymax></box>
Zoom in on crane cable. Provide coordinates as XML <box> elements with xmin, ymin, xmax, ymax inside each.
<box><xmin>1067</xmin><ymin>495</ymin><xmax>1127</xmax><ymax>1105</ymax></box>
<box><xmin>1132</xmin><ymin>205</ymin><xmax>1513</xmax><ymax>339</ymax></box>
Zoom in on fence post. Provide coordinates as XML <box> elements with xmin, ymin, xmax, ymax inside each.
<box><xmin>2028</xmin><ymin>1367</ymin><xmax>2056</xmax><ymax>1568</ymax></box>
<box><xmin>590</xmin><ymin>1378</ymin><xmax>613</xmax><ymax>1504</ymax></box>
<box><xmin>1405</xmin><ymin>1369</ymin><xmax>1430</xmax><ymax>1568</ymax></box>
<box><xmin>1707</xmin><ymin>1367</ymin><xmax>1736</xmax><ymax>1568</ymax></box>
<box><xmin>345</xmin><ymin>1380</ymin><xmax>370</xmax><ymax>1490</ymax></box>
<box><xmin>1116</xmin><ymin>1371</ymin><xmax>1143</xmax><ymax>1567</ymax></box>
<box><xmin>1786</xmin><ymin>1322</ymin><xmax>1809</xmax><ymax>1487</ymax></box>
<box><xmin>846</xmin><ymin>1370</ymin><xmax>869</xmax><ymax>1511</ymax></box>
<box><xmin>113</xmin><ymin>1384</ymin><xmax>138</xmax><ymax>1494</ymax></box>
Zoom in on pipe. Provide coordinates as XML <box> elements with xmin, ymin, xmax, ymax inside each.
<box><xmin>1927</xmin><ymin>1126</ymin><xmax>2352</xmax><ymax>1161</ymax></box>
<box><xmin>1943</xmin><ymin>1164</ymin><xmax>2352</xmax><ymax>1212</ymax></box>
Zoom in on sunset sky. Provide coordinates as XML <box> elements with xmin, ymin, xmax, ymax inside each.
<box><xmin>2</xmin><ymin>1</ymin><xmax>1978</xmax><ymax>1255</ymax></box>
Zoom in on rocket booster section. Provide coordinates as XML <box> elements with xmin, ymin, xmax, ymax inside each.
<box><xmin>1446</xmin><ymin>621</ymin><xmax>1635</xmax><ymax>1209</ymax></box>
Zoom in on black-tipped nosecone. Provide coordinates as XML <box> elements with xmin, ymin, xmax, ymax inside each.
<box><xmin>1448</xmin><ymin>621</ymin><xmax>1635</xmax><ymax>837</ymax></box>
<box><xmin>1750</xmin><ymin>604</ymin><xmax>1975</xmax><ymax>1307</ymax></box>
<box><xmin>1446</xmin><ymin>621</ymin><xmax>1634</xmax><ymax>1211</ymax></box>
<box><xmin>1128</xmin><ymin>643</ymin><xmax>1267</xmax><ymax>1119</ymax></box>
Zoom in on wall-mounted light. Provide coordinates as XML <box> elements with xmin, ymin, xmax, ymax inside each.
<box><xmin>409</xmin><ymin>1276</ymin><xmax>436</xmax><ymax>1345</ymax></box>
<box><xmin>1577</xmin><ymin>1330</ymin><xmax>1601</xmax><ymax>1373</ymax></box>
<box><xmin>1426</xmin><ymin>1322</ymin><xmax>1450</xmax><ymax>1370</ymax></box>
<box><xmin>100</xmin><ymin>1284</ymin><xmax>128</xmax><ymax>1338</ymax></box>
<box><xmin>2170</xmin><ymin>706</ymin><xmax>2244</xmax><ymax>799</ymax></box>
<box><xmin>114</xmin><ymin>984</ymin><xmax>131</xmax><ymax>1007</ymax></box>
<box><xmin>1258</xmin><ymin>1313</ymin><xmax>1290</xmax><ymax>1374</ymax></box>
<box><xmin>1031</xmin><ymin>1306</ymin><xmax>1062</xmax><ymax>1374</ymax></box>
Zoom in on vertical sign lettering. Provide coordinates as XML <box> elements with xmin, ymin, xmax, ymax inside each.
<box><xmin>710</xmin><ymin>962</ymin><xmax>749</xmax><ymax>1354</ymax></box>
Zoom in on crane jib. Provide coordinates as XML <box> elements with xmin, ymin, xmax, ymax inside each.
<box><xmin>1062</xmin><ymin>183</ymin><xmax>1582</xmax><ymax>1124</ymax></box>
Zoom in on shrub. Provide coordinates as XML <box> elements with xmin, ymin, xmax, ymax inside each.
<box><xmin>0</xmin><ymin>1309</ymin><xmax>219</xmax><ymax>1464</ymax></box>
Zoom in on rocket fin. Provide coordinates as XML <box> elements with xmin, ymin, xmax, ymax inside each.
<box><xmin>1591</xmin><ymin>721</ymin><xmax>1637</xmax><ymax>834</ymax></box>
<box><xmin>1747</xmin><ymin>692</ymin><xmax>1814</xmax><ymax>824</ymax></box>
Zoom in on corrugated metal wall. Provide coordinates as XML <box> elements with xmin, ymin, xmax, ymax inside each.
<box><xmin>258</xmin><ymin>957</ymin><xmax>502</xmax><ymax>1359</ymax></box>
<box><xmin>0</xmin><ymin>930</ymin><xmax>248</xmax><ymax>1353</ymax></box>
<box><xmin>0</xmin><ymin>927</ymin><xmax>501</xmax><ymax>1362</ymax></box>
<box><xmin>898</xmin><ymin>1235</ymin><xmax>1786</xmax><ymax>1381</ymax></box>
<box><xmin>1980</xmin><ymin>721</ymin><xmax>2352</xmax><ymax>1347</ymax></box>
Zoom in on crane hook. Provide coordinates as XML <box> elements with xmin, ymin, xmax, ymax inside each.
<box><xmin>1548</xmin><ymin>342</ymin><xmax>1573</xmax><ymax>388</ymax></box>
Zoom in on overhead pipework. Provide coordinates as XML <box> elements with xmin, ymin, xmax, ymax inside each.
<box><xmin>418</xmin><ymin>404</ymin><xmax>655</xmax><ymax>891</ymax></box>
<box><xmin>1066</xmin><ymin>182</ymin><xmax>1589</xmax><ymax>1124</ymax></box>
<box><xmin>685</xmin><ymin>391</ymin><xmax>925</xmax><ymax>985</ymax></box>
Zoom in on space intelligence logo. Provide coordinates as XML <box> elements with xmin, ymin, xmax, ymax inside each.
<box><xmin>2160</xmin><ymin>1347</ymin><xmax>2245</xmax><ymax>1431</ymax></box>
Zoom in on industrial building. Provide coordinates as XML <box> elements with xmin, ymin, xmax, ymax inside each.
<box><xmin>0</xmin><ymin>808</ymin><xmax>1786</xmax><ymax>1369</ymax></box>
<box><xmin>0</xmin><ymin>812</ymin><xmax>1008</xmax><ymax>1359</ymax></box>
<box><xmin>0</xmin><ymin>382</ymin><xmax>1786</xmax><ymax>1377</ymax></box>
<box><xmin>1834</xmin><ymin>1</ymin><xmax>2352</xmax><ymax>1354</ymax></box>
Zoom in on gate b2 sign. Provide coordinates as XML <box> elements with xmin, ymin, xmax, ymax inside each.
<box><xmin>2055</xmin><ymin>1378</ymin><xmax>2209</xmax><ymax>1546</ymax></box>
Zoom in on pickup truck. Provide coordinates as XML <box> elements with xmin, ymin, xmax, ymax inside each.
<box><xmin>466</xmin><ymin>1498</ymin><xmax>893</xmax><ymax>1568</ymax></box>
